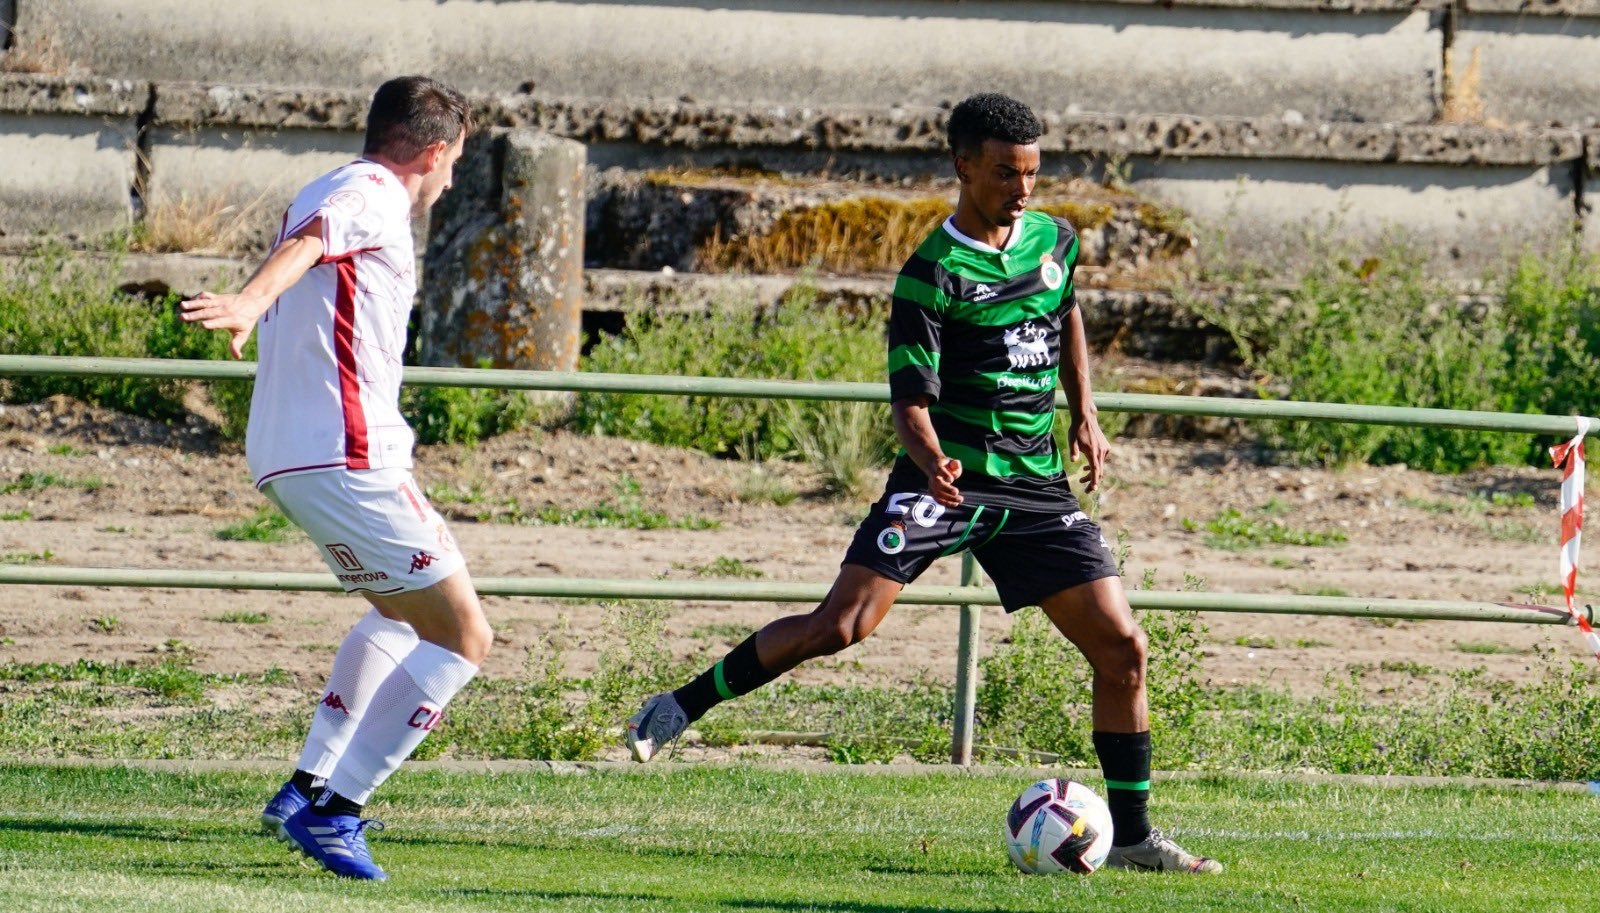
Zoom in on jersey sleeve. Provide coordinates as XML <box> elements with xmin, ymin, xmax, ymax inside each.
<box><xmin>1052</xmin><ymin>216</ymin><xmax>1081</xmax><ymax>316</ymax></box>
<box><xmin>314</xmin><ymin>181</ymin><xmax>387</xmax><ymax>261</ymax></box>
<box><xmin>278</xmin><ymin>172</ymin><xmax>388</xmax><ymax>262</ymax></box>
<box><xmin>887</xmin><ymin>267</ymin><xmax>944</xmax><ymax>403</ymax></box>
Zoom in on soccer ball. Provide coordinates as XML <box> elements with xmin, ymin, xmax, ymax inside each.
<box><xmin>1004</xmin><ymin>778</ymin><xmax>1114</xmax><ymax>875</ymax></box>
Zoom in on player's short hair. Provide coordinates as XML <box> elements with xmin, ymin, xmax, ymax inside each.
<box><xmin>947</xmin><ymin>93</ymin><xmax>1043</xmax><ymax>158</ymax></box>
<box><xmin>363</xmin><ymin>76</ymin><xmax>473</xmax><ymax>162</ymax></box>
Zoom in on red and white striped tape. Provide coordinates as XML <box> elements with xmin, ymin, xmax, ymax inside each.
<box><xmin>1550</xmin><ymin>416</ymin><xmax>1600</xmax><ymax>664</ymax></box>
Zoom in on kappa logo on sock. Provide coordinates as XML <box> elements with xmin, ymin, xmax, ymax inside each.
<box><xmin>321</xmin><ymin>692</ymin><xmax>350</xmax><ymax>715</ymax></box>
<box><xmin>408</xmin><ymin>551</ymin><xmax>437</xmax><ymax>574</ymax></box>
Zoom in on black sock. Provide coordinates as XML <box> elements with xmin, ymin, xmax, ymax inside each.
<box><xmin>1093</xmin><ymin>730</ymin><xmax>1152</xmax><ymax>847</ymax></box>
<box><xmin>310</xmin><ymin>788</ymin><xmax>363</xmax><ymax>819</ymax></box>
<box><xmin>289</xmin><ymin>769</ymin><xmax>324</xmax><ymax>799</ymax></box>
<box><xmin>673</xmin><ymin>633</ymin><xmax>779</xmax><ymax>723</ymax></box>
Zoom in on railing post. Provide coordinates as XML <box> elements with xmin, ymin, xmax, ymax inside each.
<box><xmin>950</xmin><ymin>551</ymin><xmax>982</xmax><ymax>766</ymax></box>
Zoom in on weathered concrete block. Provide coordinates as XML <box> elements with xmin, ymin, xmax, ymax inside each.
<box><xmin>0</xmin><ymin>112</ymin><xmax>135</xmax><ymax>238</ymax></box>
<box><xmin>1132</xmin><ymin>157</ymin><xmax>1578</xmax><ymax>273</ymax></box>
<box><xmin>1456</xmin><ymin>12</ymin><xmax>1600</xmax><ymax>127</ymax></box>
<box><xmin>44</xmin><ymin>0</ymin><xmax>1438</xmax><ymax>122</ymax></box>
<box><xmin>0</xmin><ymin>73</ymin><xmax>146</xmax><ymax>117</ymax></box>
<box><xmin>419</xmin><ymin>129</ymin><xmax>586</xmax><ymax>372</ymax></box>
<box><xmin>144</xmin><ymin>125</ymin><xmax>358</xmax><ymax>249</ymax></box>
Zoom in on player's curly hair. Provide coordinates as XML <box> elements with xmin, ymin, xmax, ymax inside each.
<box><xmin>947</xmin><ymin>93</ymin><xmax>1043</xmax><ymax>158</ymax></box>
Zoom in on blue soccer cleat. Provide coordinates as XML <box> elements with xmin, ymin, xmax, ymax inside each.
<box><xmin>280</xmin><ymin>806</ymin><xmax>389</xmax><ymax>881</ymax></box>
<box><xmin>260</xmin><ymin>780</ymin><xmax>312</xmax><ymax>837</ymax></box>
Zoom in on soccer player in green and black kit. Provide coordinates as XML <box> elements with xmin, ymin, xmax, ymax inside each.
<box><xmin>626</xmin><ymin>93</ymin><xmax>1221</xmax><ymax>874</ymax></box>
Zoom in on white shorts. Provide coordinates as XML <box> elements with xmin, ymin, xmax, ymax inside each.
<box><xmin>261</xmin><ymin>468</ymin><xmax>466</xmax><ymax>595</ymax></box>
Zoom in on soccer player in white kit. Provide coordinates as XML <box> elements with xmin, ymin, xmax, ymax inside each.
<box><xmin>180</xmin><ymin>76</ymin><xmax>482</xmax><ymax>881</ymax></box>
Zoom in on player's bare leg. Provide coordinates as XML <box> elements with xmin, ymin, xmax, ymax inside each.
<box><xmin>627</xmin><ymin>565</ymin><xmax>902</xmax><ymax>761</ymax></box>
<box><xmin>1040</xmin><ymin>576</ymin><xmax>1221</xmax><ymax>874</ymax></box>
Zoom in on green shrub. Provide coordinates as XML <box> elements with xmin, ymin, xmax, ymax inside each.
<box><xmin>573</xmin><ymin>285</ymin><xmax>895</xmax><ymax>473</ymax></box>
<box><xmin>0</xmin><ymin>244</ymin><xmax>234</xmax><ymax>423</ymax></box>
<box><xmin>1190</xmin><ymin>246</ymin><xmax>1600</xmax><ymax>471</ymax></box>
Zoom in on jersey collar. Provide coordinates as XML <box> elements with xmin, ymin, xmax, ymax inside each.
<box><xmin>942</xmin><ymin>215</ymin><xmax>1023</xmax><ymax>254</ymax></box>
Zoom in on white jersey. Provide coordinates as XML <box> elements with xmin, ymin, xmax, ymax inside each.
<box><xmin>247</xmin><ymin>160</ymin><xmax>419</xmax><ymax>488</ymax></box>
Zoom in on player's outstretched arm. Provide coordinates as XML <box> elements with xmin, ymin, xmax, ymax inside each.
<box><xmin>179</xmin><ymin>218</ymin><xmax>326</xmax><ymax>358</ymax></box>
<box><xmin>891</xmin><ymin>395</ymin><xmax>963</xmax><ymax>507</ymax></box>
<box><xmin>1060</xmin><ymin>306</ymin><xmax>1110</xmax><ymax>491</ymax></box>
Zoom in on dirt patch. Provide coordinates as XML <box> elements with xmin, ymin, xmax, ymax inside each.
<box><xmin>0</xmin><ymin>396</ymin><xmax>1586</xmax><ymax>704</ymax></box>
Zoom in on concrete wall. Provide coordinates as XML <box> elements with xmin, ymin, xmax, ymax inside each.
<box><xmin>0</xmin><ymin>112</ymin><xmax>136</xmax><ymax>237</ymax></box>
<box><xmin>6</xmin><ymin>1</ymin><xmax>1600</xmax><ymax>269</ymax></box>
<box><xmin>33</xmin><ymin>0</ymin><xmax>1439</xmax><ymax>122</ymax></box>
<box><xmin>1456</xmin><ymin>11</ymin><xmax>1600</xmax><ymax>127</ymax></box>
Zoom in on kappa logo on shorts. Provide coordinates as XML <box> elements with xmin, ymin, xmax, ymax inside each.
<box><xmin>327</xmin><ymin>543</ymin><xmax>364</xmax><ymax>571</ymax></box>
<box><xmin>408</xmin><ymin>551</ymin><xmax>438</xmax><ymax>574</ymax></box>
<box><xmin>321</xmin><ymin>692</ymin><xmax>350</xmax><ymax>715</ymax></box>
<box><xmin>877</xmin><ymin>522</ymin><xmax>908</xmax><ymax>555</ymax></box>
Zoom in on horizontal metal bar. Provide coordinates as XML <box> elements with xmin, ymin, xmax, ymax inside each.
<box><xmin>0</xmin><ymin>565</ymin><xmax>1584</xmax><ymax>625</ymax></box>
<box><xmin>0</xmin><ymin>354</ymin><xmax>1590</xmax><ymax>435</ymax></box>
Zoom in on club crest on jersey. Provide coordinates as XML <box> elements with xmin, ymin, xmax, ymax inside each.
<box><xmin>1003</xmin><ymin>321</ymin><xmax>1050</xmax><ymax>370</ymax></box>
<box><xmin>877</xmin><ymin>522</ymin><xmax>908</xmax><ymax>555</ymax></box>
<box><xmin>1040</xmin><ymin>254</ymin><xmax>1064</xmax><ymax>291</ymax></box>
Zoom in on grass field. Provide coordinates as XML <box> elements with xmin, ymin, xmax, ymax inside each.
<box><xmin>0</xmin><ymin>763</ymin><xmax>1594</xmax><ymax>912</ymax></box>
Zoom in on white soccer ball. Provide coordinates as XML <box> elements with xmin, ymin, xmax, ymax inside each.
<box><xmin>1004</xmin><ymin>778</ymin><xmax>1114</xmax><ymax>875</ymax></box>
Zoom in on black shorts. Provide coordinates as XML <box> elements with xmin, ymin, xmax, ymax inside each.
<box><xmin>840</xmin><ymin>491</ymin><xmax>1120</xmax><ymax>613</ymax></box>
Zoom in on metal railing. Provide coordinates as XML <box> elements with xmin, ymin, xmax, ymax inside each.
<box><xmin>1</xmin><ymin>353</ymin><xmax>1593</xmax><ymax>764</ymax></box>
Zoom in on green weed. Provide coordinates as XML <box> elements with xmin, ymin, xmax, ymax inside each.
<box><xmin>677</xmin><ymin>556</ymin><xmax>763</xmax><ymax>578</ymax></box>
<box><xmin>215</xmin><ymin>506</ymin><xmax>295</xmax><ymax>543</ymax></box>
<box><xmin>88</xmin><ymin>615</ymin><xmax>119</xmax><ymax>634</ymax></box>
<box><xmin>0</xmin><ymin>550</ymin><xmax>52</xmax><ymax>565</ymax></box>
<box><xmin>1184</xmin><ymin>508</ymin><xmax>1346</xmax><ymax>550</ymax></box>
<box><xmin>211</xmin><ymin>611</ymin><xmax>269</xmax><ymax>625</ymax></box>
<box><xmin>0</xmin><ymin>510</ymin><xmax>30</xmax><ymax>521</ymax></box>
<box><xmin>1233</xmin><ymin>635</ymin><xmax>1278</xmax><ymax>648</ymax></box>
<box><xmin>1483</xmin><ymin>519</ymin><xmax>1546</xmax><ymax>543</ymax></box>
<box><xmin>1295</xmin><ymin>585</ymin><xmax>1349</xmax><ymax>597</ymax></box>
<box><xmin>688</xmin><ymin>622</ymin><xmax>755</xmax><ymax>642</ymax></box>
<box><xmin>502</xmin><ymin>477</ymin><xmax>718</xmax><ymax>530</ymax></box>
<box><xmin>1456</xmin><ymin>640</ymin><xmax>1530</xmax><ymax>655</ymax></box>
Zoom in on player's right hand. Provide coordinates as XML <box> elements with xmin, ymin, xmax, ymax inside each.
<box><xmin>928</xmin><ymin>457</ymin><xmax>963</xmax><ymax>507</ymax></box>
<box><xmin>179</xmin><ymin>291</ymin><xmax>258</xmax><ymax>359</ymax></box>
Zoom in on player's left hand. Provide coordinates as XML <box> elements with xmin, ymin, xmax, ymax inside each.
<box><xmin>1069</xmin><ymin>413</ymin><xmax>1110</xmax><ymax>492</ymax></box>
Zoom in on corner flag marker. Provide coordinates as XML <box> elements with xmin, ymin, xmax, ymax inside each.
<box><xmin>1550</xmin><ymin>416</ymin><xmax>1600</xmax><ymax>665</ymax></box>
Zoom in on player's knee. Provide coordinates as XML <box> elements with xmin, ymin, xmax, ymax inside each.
<box><xmin>805</xmin><ymin>616</ymin><xmax>856</xmax><ymax>656</ymax></box>
<box><xmin>458</xmin><ymin>616</ymin><xmax>494</xmax><ymax>665</ymax></box>
<box><xmin>1099</xmin><ymin>627</ymin><xmax>1147</xmax><ymax>691</ymax></box>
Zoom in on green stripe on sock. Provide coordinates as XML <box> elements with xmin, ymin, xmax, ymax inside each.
<box><xmin>1104</xmin><ymin>778</ymin><xmax>1150</xmax><ymax>791</ymax></box>
<box><xmin>712</xmin><ymin>660</ymin><xmax>736</xmax><ymax>701</ymax></box>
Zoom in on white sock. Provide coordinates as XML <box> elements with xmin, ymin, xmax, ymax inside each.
<box><xmin>296</xmin><ymin>610</ymin><xmax>419</xmax><ymax>779</ymax></box>
<box><xmin>324</xmin><ymin>640</ymin><xmax>479</xmax><ymax>804</ymax></box>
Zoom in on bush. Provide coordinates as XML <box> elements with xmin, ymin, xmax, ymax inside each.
<box><xmin>1191</xmin><ymin>246</ymin><xmax>1600</xmax><ymax>471</ymax></box>
<box><xmin>573</xmin><ymin>284</ymin><xmax>896</xmax><ymax>489</ymax></box>
<box><xmin>0</xmin><ymin>244</ymin><xmax>236</xmax><ymax>424</ymax></box>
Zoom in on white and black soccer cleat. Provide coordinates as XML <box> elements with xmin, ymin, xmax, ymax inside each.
<box><xmin>1104</xmin><ymin>827</ymin><xmax>1223</xmax><ymax>874</ymax></box>
<box><xmin>625</xmin><ymin>691</ymin><xmax>688</xmax><ymax>763</ymax></box>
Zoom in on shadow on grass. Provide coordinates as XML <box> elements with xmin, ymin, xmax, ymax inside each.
<box><xmin>444</xmin><ymin>887</ymin><xmax>1008</xmax><ymax>913</ymax></box>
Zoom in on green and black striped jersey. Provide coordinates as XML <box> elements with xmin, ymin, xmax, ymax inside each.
<box><xmin>884</xmin><ymin>210</ymin><xmax>1081</xmax><ymax>512</ymax></box>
